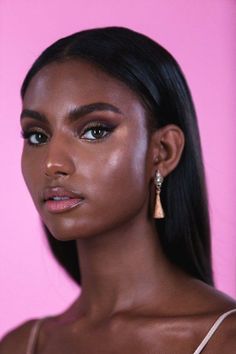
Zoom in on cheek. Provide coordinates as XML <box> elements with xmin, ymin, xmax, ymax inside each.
<box><xmin>21</xmin><ymin>148</ymin><xmax>41</xmax><ymax>202</ymax></box>
<box><xmin>101</xmin><ymin>144</ymin><xmax>147</xmax><ymax>190</ymax></box>
<box><xmin>21</xmin><ymin>149</ymin><xmax>32</xmax><ymax>191</ymax></box>
<box><xmin>82</xmin><ymin>128</ymin><xmax>149</xmax><ymax>215</ymax></box>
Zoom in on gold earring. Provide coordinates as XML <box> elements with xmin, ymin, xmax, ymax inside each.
<box><xmin>154</xmin><ymin>170</ymin><xmax>165</xmax><ymax>219</ymax></box>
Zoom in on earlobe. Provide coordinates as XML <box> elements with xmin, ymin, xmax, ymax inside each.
<box><xmin>151</xmin><ymin>124</ymin><xmax>185</xmax><ymax>177</ymax></box>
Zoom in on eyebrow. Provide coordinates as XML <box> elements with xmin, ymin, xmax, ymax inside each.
<box><xmin>20</xmin><ymin>102</ymin><xmax>123</xmax><ymax>122</ymax></box>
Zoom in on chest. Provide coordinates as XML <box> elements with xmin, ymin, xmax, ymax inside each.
<box><xmin>38</xmin><ymin>322</ymin><xmax>201</xmax><ymax>354</ymax></box>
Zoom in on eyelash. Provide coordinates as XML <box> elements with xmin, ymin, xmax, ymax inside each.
<box><xmin>21</xmin><ymin>130</ymin><xmax>48</xmax><ymax>147</ymax></box>
<box><xmin>21</xmin><ymin>122</ymin><xmax>115</xmax><ymax>146</ymax></box>
<box><xmin>80</xmin><ymin>122</ymin><xmax>114</xmax><ymax>141</ymax></box>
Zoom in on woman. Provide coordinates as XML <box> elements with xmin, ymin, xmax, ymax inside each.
<box><xmin>1</xmin><ymin>26</ymin><xmax>236</xmax><ymax>353</ymax></box>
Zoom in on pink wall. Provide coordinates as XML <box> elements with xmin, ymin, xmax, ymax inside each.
<box><xmin>0</xmin><ymin>0</ymin><xmax>235</xmax><ymax>337</ymax></box>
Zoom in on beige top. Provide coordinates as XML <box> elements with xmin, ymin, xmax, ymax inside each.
<box><xmin>26</xmin><ymin>309</ymin><xmax>236</xmax><ymax>354</ymax></box>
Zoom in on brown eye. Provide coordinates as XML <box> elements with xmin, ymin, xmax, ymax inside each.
<box><xmin>81</xmin><ymin>124</ymin><xmax>114</xmax><ymax>140</ymax></box>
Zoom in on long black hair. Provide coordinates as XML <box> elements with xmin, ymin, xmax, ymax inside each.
<box><xmin>21</xmin><ymin>26</ymin><xmax>214</xmax><ymax>286</ymax></box>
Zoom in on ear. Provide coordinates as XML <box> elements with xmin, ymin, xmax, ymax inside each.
<box><xmin>149</xmin><ymin>124</ymin><xmax>185</xmax><ymax>177</ymax></box>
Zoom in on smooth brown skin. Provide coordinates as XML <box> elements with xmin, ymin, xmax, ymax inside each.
<box><xmin>1</xmin><ymin>60</ymin><xmax>236</xmax><ymax>354</ymax></box>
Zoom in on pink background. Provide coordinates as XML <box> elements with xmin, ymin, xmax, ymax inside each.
<box><xmin>0</xmin><ymin>0</ymin><xmax>235</xmax><ymax>338</ymax></box>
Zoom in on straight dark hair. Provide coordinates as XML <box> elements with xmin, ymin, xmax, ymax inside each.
<box><xmin>21</xmin><ymin>26</ymin><xmax>214</xmax><ymax>286</ymax></box>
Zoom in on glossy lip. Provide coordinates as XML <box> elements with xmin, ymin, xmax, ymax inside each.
<box><xmin>42</xmin><ymin>186</ymin><xmax>84</xmax><ymax>214</ymax></box>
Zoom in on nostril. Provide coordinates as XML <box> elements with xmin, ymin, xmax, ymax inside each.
<box><xmin>45</xmin><ymin>169</ymin><xmax>69</xmax><ymax>178</ymax></box>
<box><xmin>44</xmin><ymin>158</ymin><xmax>75</xmax><ymax>177</ymax></box>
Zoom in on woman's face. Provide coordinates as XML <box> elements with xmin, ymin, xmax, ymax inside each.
<box><xmin>21</xmin><ymin>60</ymin><xmax>153</xmax><ymax>240</ymax></box>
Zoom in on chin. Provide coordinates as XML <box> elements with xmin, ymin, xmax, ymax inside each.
<box><xmin>42</xmin><ymin>215</ymin><xmax>99</xmax><ymax>241</ymax></box>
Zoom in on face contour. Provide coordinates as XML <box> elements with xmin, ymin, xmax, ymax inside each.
<box><xmin>21</xmin><ymin>60</ymin><xmax>153</xmax><ymax>240</ymax></box>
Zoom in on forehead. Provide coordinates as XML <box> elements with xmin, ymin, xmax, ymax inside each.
<box><xmin>23</xmin><ymin>60</ymin><xmax>146</xmax><ymax>120</ymax></box>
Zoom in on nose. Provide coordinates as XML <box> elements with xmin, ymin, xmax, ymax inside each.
<box><xmin>44</xmin><ymin>136</ymin><xmax>75</xmax><ymax>178</ymax></box>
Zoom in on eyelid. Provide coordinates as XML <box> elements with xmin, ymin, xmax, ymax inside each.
<box><xmin>79</xmin><ymin>120</ymin><xmax>116</xmax><ymax>138</ymax></box>
<box><xmin>21</xmin><ymin>126</ymin><xmax>49</xmax><ymax>137</ymax></box>
<box><xmin>81</xmin><ymin>119</ymin><xmax>115</xmax><ymax>129</ymax></box>
<box><xmin>21</xmin><ymin>128</ymin><xmax>49</xmax><ymax>146</ymax></box>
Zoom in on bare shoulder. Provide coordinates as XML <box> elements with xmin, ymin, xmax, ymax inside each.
<box><xmin>225</xmin><ymin>313</ymin><xmax>236</xmax><ymax>353</ymax></box>
<box><xmin>0</xmin><ymin>319</ymin><xmax>38</xmax><ymax>354</ymax></box>
<box><xmin>185</xmin><ymin>278</ymin><xmax>236</xmax><ymax>351</ymax></box>
<box><xmin>187</xmin><ymin>277</ymin><xmax>236</xmax><ymax>311</ymax></box>
<box><xmin>223</xmin><ymin>311</ymin><xmax>236</xmax><ymax>346</ymax></box>
<box><xmin>205</xmin><ymin>309</ymin><xmax>236</xmax><ymax>353</ymax></box>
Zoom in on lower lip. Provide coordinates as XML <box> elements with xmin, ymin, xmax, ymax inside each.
<box><xmin>44</xmin><ymin>198</ymin><xmax>84</xmax><ymax>213</ymax></box>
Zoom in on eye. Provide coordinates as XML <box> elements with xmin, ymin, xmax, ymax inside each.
<box><xmin>21</xmin><ymin>130</ymin><xmax>48</xmax><ymax>146</ymax></box>
<box><xmin>81</xmin><ymin>123</ymin><xmax>114</xmax><ymax>141</ymax></box>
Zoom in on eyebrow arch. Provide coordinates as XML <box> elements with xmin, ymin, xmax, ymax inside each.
<box><xmin>20</xmin><ymin>109</ymin><xmax>47</xmax><ymax>122</ymax></box>
<box><xmin>69</xmin><ymin>102</ymin><xmax>123</xmax><ymax>121</ymax></box>
<box><xmin>20</xmin><ymin>102</ymin><xmax>123</xmax><ymax>122</ymax></box>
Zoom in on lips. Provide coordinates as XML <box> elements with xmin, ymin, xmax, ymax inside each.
<box><xmin>42</xmin><ymin>186</ymin><xmax>84</xmax><ymax>213</ymax></box>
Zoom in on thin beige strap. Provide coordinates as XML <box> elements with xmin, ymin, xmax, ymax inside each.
<box><xmin>26</xmin><ymin>318</ymin><xmax>48</xmax><ymax>354</ymax></box>
<box><xmin>193</xmin><ymin>308</ymin><xmax>236</xmax><ymax>354</ymax></box>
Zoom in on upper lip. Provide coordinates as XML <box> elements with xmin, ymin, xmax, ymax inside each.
<box><xmin>42</xmin><ymin>186</ymin><xmax>84</xmax><ymax>202</ymax></box>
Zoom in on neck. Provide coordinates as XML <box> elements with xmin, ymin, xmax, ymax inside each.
<box><xmin>74</xmin><ymin>213</ymin><xmax>180</xmax><ymax>321</ymax></box>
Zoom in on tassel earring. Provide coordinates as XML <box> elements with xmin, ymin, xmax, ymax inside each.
<box><xmin>154</xmin><ymin>170</ymin><xmax>165</xmax><ymax>219</ymax></box>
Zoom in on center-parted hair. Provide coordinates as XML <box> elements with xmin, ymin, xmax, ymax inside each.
<box><xmin>21</xmin><ymin>26</ymin><xmax>213</xmax><ymax>286</ymax></box>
